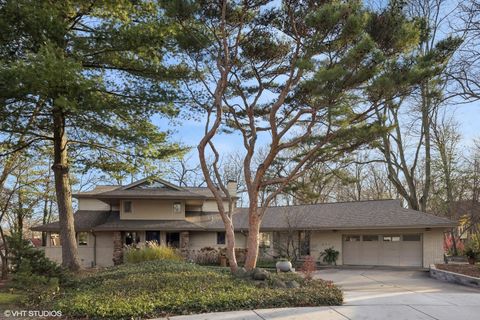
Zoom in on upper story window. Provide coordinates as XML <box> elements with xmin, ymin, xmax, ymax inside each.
<box><xmin>77</xmin><ymin>232</ymin><xmax>88</xmax><ymax>246</ymax></box>
<box><xmin>123</xmin><ymin>200</ymin><xmax>132</xmax><ymax>213</ymax></box>
<box><xmin>173</xmin><ymin>202</ymin><xmax>182</xmax><ymax>214</ymax></box>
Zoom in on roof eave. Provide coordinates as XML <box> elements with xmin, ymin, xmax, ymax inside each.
<box><xmin>74</xmin><ymin>194</ymin><xmax>208</xmax><ymax>200</ymax></box>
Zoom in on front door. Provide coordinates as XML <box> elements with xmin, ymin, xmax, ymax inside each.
<box><xmin>146</xmin><ymin>231</ymin><xmax>160</xmax><ymax>244</ymax></box>
<box><xmin>166</xmin><ymin>232</ymin><xmax>180</xmax><ymax>248</ymax></box>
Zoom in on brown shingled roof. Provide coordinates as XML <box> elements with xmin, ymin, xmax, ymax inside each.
<box><xmin>31</xmin><ymin>199</ymin><xmax>456</xmax><ymax>233</ymax></box>
<box><xmin>73</xmin><ymin>179</ymin><xmax>227</xmax><ymax>200</ymax></box>
<box><xmin>30</xmin><ymin>211</ymin><xmax>111</xmax><ymax>232</ymax></box>
<box><xmin>199</xmin><ymin>199</ymin><xmax>456</xmax><ymax>231</ymax></box>
<box><xmin>92</xmin><ymin>212</ymin><xmax>205</xmax><ymax>231</ymax></box>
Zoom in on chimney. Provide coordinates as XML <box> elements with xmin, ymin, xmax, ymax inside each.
<box><xmin>227</xmin><ymin>180</ymin><xmax>237</xmax><ymax>198</ymax></box>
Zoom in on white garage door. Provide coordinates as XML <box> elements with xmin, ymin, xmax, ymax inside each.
<box><xmin>343</xmin><ymin>234</ymin><xmax>422</xmax><ymax>267</ymax></box>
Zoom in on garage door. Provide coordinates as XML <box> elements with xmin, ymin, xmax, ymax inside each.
<box><xmin>343</xmin><ymin>234</ymin><xmax>422</xmax><ymax>267</ymax></box>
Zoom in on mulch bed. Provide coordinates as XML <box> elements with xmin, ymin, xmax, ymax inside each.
<box><xmin>435</xmin><ymin>264</ymin><xmax>480</xmax><ymax>278</ymax></box>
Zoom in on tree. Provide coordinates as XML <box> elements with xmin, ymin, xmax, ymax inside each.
<box><xmin>0</xmin><ymin>1</ymin><xmax>188</xmax><ymax>270</ymax></box>
<box><xmin>170</xmin><ymin>0</ymin><xmax>434</xmax><ymax>270</ymax></box>
<box><xmin>373</xmin><ymin>0</ymin><xmax>463</xmax><ymax>212</ymax></box>
<box><xmin>448</xmin><ymin>0</ymin><xmax>480</xmax><ymax>101</ymax></box>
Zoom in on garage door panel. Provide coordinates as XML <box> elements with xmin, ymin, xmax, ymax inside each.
<box><xmin>380</xmin><ymin>241</ymin><xmax>400</xmax><ymax>266</ymax></box>
<box><xmin>343</xmin><ymin>241</ymin><xmax>361</xmax><ymax>265</ymax></box>
<box><xmin>399</xmin><ymin>241</ymin><xmax>422</xmax><ymax>267</ymax></box>
<box><xmin>361</xmin><ymin>242</ymin><xmax>380</xmax><ymax>265</ymax></box>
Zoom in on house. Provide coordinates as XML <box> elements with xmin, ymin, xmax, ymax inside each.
<box><xmin>31</xmin><ymin>177</ymin><xmax>455</xmax><ymax>268</ymax></box>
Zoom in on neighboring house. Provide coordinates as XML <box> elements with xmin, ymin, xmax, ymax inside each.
<box><xmin>31</xmin><ymin>177</ymin><xmax>455</xmax><ymax>269</ymax></box>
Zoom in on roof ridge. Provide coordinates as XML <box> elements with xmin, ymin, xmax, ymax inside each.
<box><xmin>235</xmin><ymin>199</ymin><xmax>401</xmax><ymax>209</ymax></box>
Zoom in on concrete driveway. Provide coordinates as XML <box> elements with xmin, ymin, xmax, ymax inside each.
<box><xmin>316</xmin><ymin>268</ymin><xmax>480</xmax><ymax>319</ymax></box>
<box><xmin>161</xmin><ymin>268</ymin><xmax>480</xmax><ymax>320</ymax></box>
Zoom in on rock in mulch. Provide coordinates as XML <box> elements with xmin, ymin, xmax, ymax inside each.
<box><xmin>252</xmin><ymin>268</ymin><xmax>270</xmax><ymax>280</ymax></box>
<box><xmin>233</xmin><ymin>267</ymin><xmax>250</xmax><ymax>279</ymax></box>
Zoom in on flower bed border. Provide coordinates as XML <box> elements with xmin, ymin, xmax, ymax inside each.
<box><xmin>429</xmin><ymin>264</ymin><xmax>480</xmax><ymax>289</ymax></box>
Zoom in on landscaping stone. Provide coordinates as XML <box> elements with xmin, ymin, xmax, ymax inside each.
<box><xmin>252</xmin><ymin>268</ymin><xmax>270</xmax><ymax>281</ymax></box>
<box><xmin>233</xmin><ymin>267</ymin><xmax>250</xmax><ymax>279</ymax></box>
<box><xmin>286</xmin><ymin>280</ymin><xmax>300</xmax><ymax>288</ymax></box>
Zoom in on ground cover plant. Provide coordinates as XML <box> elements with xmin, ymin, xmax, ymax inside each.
<box><xmin>28</xmin><ymin>260</ymin><xmax>342</xmax><ymax>319</ymax></box>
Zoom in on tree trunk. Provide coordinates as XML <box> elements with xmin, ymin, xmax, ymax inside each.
<box><xmin>244</xmin><ymin>209</ymin><xmax>261</xmax><ymax>270</ymax></box>
<box><xmin>52</xmin><ymin>108</ymin><xmax>80</xmax><ymax>271</ymax></box>
<box><xmin>224</xmin><ymin>219</ymin><xmax>238</xmax><ymax>272</ymax></box>
<box><xmin>420</xmin><ymin>84</ymin><xmax>432</xmax><ymax>213</ymax></box>
<box><xmin>0</xmin><ymin>227</ymin><xmax>8</xmax><ymax>280</ymax></box>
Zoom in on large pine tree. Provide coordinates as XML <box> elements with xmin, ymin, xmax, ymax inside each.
<box><xmin>166</xmin><ymin>0</ymin><xmax>457</xmax><ymax>270</ymax></box>
<box><xmin>0</xmin><ymin>1</ymin><xmax>187</xmax><ymax>270</ymax></box>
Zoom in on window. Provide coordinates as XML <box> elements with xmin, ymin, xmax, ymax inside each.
<box><xmin>383</xmin><ymin>235</ymin><xmax>401</xmax><ymax>242</ymax></box>
<box><xmin>403</xmin><ymin>234</ymin><xmax>421</xmax><ymax>241</ymax></box>
<box><xmin>77</xmin><ymin>232</ymin><xmax>88</xmax><ymax>246</ymax></box>
<box><xmin>166</xmin><ymin>232</ymin><xmax>180</xmax><ymax>248</ymax></box>
<box><xmin>259</xmin><ymin>233</ymin><xmax>272</xmax><ymax>248</ymax></box>
<box><xmin>173</xmin><ymin>202</ymin><xmax>182</xmax><ymax>214</ymax></box>
<box><xmin>50</xmin><ymin>233</ymin><xmax>61</xmax><ymax>246</ymax></box>
<box><xmin>217</xmin><ymin>232</ymin><xmax>226</xmax><ymax>245</ymax></box>
<box><xmin>344</xmin><ymin>235</ymin><xmax>361</xmax><ymax>242</ymax></box>
<box><xmin>124</xmin><ymin>201</ymin><xmax>132</xmax><ymax>213</ymax></box>
<box><xmin>125</xmin><ymin>232</ymin><xmax>140</xmax><ymax>246</ymax></box>
<box><xmin>298</xmin><ymin>231</ymin><xmax>310</xmax><ymax>256</ymax></box>
<box><xmin>363</xmin><ymin>235</ymin><xmax>379</xmax><ymax>241</ymax></box>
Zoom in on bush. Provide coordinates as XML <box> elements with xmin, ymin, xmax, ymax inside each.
<box><xmin>256</xmin><ymin>258</ymin><xmax>277</xmax><ymax>269</ymax></box>
<box><xmin>444</xmin><ymin>234</ymin><xmax>465</xmax><ymax>255</ymax></box>
<box><xmin>320</xmin><ymin>247</ymin><xmax>339</xmax><ymax>265</ymax></box>
<box><xmin>124</xmin><ymin>242</ymin><xmax>182</xmax><ymax>263</ymax></box>
<box><xmin>33</xmin><ymin>260</ymin><xmax>342</xmax><ymax>319</ymax></box>
<box><xmin>7</xmin><ymin>234</ymin><xmax>67</xmax><ymax>289</ymax></box>
<box><xmin>299</xmin><ymin>255</ymin><xmax>317</xmax><ymax>280</ymax></box>
<box><xmin>192</xmin><ymin>247</ymin><xmax>219</xmax><ymax>265</ymax></box>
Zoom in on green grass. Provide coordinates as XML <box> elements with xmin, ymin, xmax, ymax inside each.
<box><xmin>0</xmin><ymin>291</ymin><xmax>23</xmax><ymax>309</ymax></box>
<box><xmin>31</xmin><ymin>260</ymin><xmax>343</xmax><ymax>319</ymax></box>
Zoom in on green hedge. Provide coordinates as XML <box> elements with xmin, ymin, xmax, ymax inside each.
<box><xmin>32</xmin><ymin>260</ymin><xmax>342</xmax><ymax>319</ymax></box>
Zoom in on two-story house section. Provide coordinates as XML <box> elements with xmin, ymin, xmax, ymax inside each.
<box><xmin>32</xmin><ymin>177</ymin><xmax>455</xmax><ymax>269</ymax></box>
<box><xmin>33</xmin><ymin>177</ymin><xmax>243</xmax><ymax>267</ymax></box>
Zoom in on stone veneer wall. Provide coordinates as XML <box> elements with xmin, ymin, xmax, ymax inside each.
<box><xmin>180</xmin><ymin>231</ymin><xmax>190</xmax><ymax>257</ymax></box>
<box><xmin>113</xmin><ymin>231</ymin><xmax>123</xmax><ymax>265</ymax></box>
<box><xmin>430</xmin><ymin>264</ymin><xmax>480</xmax><ymax>289</ymax></box>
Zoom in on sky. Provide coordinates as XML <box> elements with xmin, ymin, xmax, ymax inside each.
<box><xmin>156</xmin><ymin>99</ymin><xmax>479</xmax><ymax>164</ymax></box>
<box><xmin>154</xmin><ymin>0</ymin><xmax>480</xmax><ymax>162</ymax></box>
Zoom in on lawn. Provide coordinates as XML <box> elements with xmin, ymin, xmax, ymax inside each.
<box><xmin>29</xmin><ymin>260</ymin><xmax>342</xmax><ymax>319</ymax></box>
<box><xmin>0</xmin><ymin>291</ymin><xmax>23</xmax><ymax>310</ymax></box>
